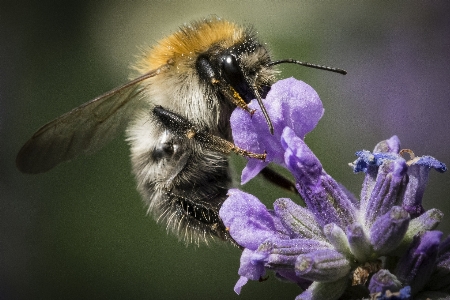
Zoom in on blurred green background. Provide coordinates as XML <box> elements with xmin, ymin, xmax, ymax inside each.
<box><xmin>2</xmin><ymin>1</ymin><xmax>450</xmax><ymax>299</ymax></box>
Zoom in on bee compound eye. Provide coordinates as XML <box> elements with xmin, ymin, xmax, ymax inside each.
<box><xmin>219</xmin><ymin>54</ymin><xmax>256</xmax><ymax>103</ymax></box>
<box><xmin>220</xmin><ymin>54</ymin><xmax>241</xmax><ymax>79</ymax></box>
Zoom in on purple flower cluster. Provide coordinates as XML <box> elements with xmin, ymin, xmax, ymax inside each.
<box><xmin>219</xmin><ymin>78</ymin><xmax>449</xmax><ymax>299</ymax></box>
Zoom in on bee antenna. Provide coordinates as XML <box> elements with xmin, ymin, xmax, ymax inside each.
<box><xmin>267</xmin><ymin>59</ymin><xmax>347</xmax><ymax>75</ymax></box>
<box><xmin>252</xmin><ymin>87</ymin><xmax>274</xmax><ymax>134</ymax></box>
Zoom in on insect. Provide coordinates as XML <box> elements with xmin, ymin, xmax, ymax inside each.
<box><xmin>16</xmin><ymin>17</ymin><xmax>345</xmax><ymax>245</ymax></box>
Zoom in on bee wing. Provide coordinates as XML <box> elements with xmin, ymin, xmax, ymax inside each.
<box><xmin>16</xmin><ymin>69</ymin><xmax>162</xmax><ymax>174</ymax></box>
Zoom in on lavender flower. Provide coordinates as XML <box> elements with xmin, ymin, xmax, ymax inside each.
<box><xmin>219</xmin><ymin>78</ymin><xmax>448</xmax><ymax>299</ymax></box>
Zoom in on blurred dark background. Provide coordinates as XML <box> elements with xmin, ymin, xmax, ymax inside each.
<box><xmin>2</xmin><ymin>1</ymin><xmax>450</xmax><ymax>299</ymax></box>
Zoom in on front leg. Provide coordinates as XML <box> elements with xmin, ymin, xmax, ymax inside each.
<box><xmin>152</xmin><ymin>105</ymin><xmax>266</xmax><ymax>161</ymax></box>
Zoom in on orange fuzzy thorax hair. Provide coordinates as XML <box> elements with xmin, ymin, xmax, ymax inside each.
<box><xmin>134</xmin><ymin>18</ymin><xmax>245</xmax><ymax>73</ymax></box>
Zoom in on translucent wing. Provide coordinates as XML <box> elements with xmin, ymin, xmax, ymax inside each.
<box><xmin>16</xmin><ymin>68</ymin><xmax>163</xmax><ymax>174</ymax></box>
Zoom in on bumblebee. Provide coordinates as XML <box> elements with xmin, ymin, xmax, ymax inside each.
<box><xmin>17</xmin><ymin>17</ymin><xmax>345</xmax><ymax>245</ymax></box>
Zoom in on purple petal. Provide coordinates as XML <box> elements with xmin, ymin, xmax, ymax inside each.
<box><xmin>237</xmin><ymin>248</ymin><xmax>266</xmax><ymax>280</ymax></box>
<box><xmin>283</xmin><ymin>127</ymin><xmax>357</xmax><ymax>228</ymax></box>
<box><xmin>413</xmin><ymin>155</ymin><xmax>447</xmax><ymax>173</ymax></box>
<box><xmin>219</xmin><ymin>189</ymin><xmax>278</xmax><ymax>249</ymax></box>
<box><xmin>230</xmin><ymin>99</ymin><xmax>271</xmax><ymax>184</ymax></box>
<box><xmin>230</xmin><ymin>78</ymin><xmax>323</xmax><ymax>183</ymax></box>
<box><xmin>241</xmin><ymin>159</ymin><xmax>268</xmax><ymax>184</ymax></box>
<box><xmin>234</xmin><ymin>276</ymin><xmax>248</xmax><ymax>295</ymax></box>
<box><xmin>234</xmin><ymin>248</ymin><xmax>266</xmax><ymax>295</ymax></box>
<box><xmin>270</xmin><ymin>77</ymin><xmax>324</xmax><ymax>138</ymax></box>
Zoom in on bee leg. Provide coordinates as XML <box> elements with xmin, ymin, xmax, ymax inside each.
<box><xmin>153</xmin><ymin>105</ymin><xmax>266</xmax><ymax>160</ymax></box>
<box><xmin>216</xmin><ymin>81</ymin><xmax>255</xmax><ymax>115</ymax></box>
